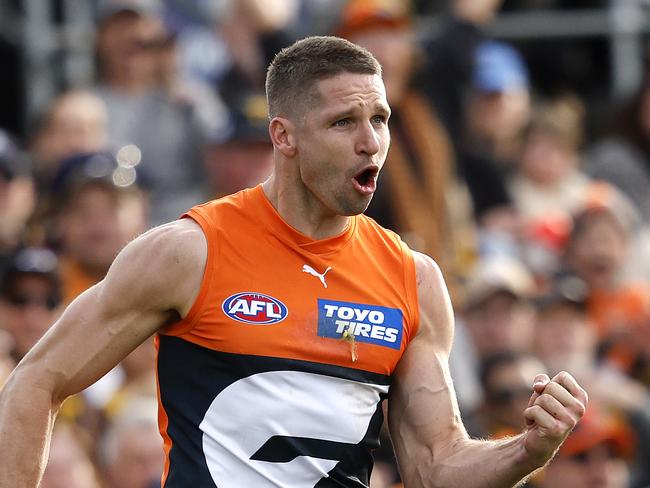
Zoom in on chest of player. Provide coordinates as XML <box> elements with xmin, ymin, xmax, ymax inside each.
<box><xmin>182</xmin><ymin>235</ymin><xmax>412</xmax><ymax>376</ymax></box>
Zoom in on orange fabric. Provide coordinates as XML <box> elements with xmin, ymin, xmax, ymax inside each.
<box><xmin>336</xmin><ymin>0</ymin><xmax>411</xmax><ymax>38</ymax></box>
<box><xmin>161</xmin><ymin>185</ymin><xmax>419</xmax><ymax>375</ymax></box>
<box><xmin>588</xmin><ymin>283</ymin><xmax>650</xmax><ymax>337</ymax></box>
<box><xmin>588</xmin><ymin>282</ymin><xmax>650</xmax><ymax>371</ymax></box>
<box><xmin>491</xmin><ymin>426</ymin><xmax>519</xmax><ymax>440</ymax></box>
<box><xmin>58</xmin><ymin>257</ymin><xmax>97</xmax><ymax>304</ymax></box>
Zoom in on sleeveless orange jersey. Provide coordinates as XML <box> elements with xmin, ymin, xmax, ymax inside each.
<box><xmin>156</xmin><ymin>185</ymin><xmax>420</xmax><ymax>487</ymax></box>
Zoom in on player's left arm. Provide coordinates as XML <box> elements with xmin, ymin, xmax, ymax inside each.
<box><xmin>388</xmin><ymin>251</ymin><xmax>588</xmax><ymax>488</ymax></box>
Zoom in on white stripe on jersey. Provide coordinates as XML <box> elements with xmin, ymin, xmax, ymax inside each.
<box><xmin>200</xmin><ymin>370</ymin><xmax>389</xmax><ymax>487</ymax></box>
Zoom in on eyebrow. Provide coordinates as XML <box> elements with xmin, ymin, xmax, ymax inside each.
<box><xmin>375</xmin><ymin>104</ymin><xmax>391</xmax><ymax>118</ymax></box>
<box><xmin>328</xmin><ymin>103</ymin><xmax>391</xmax><ymax>122</ymax></box>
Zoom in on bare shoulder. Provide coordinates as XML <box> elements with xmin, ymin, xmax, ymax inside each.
<box><xmin>412</xmin><ymin>250</ymin><xmax>444</xmax><ymax>289</ymax></box>
<box><xmin>102</xmin><ymin>217</ymin><xmax>207</xmax><ymax>318</ymax></box>
<box><xmin>134</xmin><ymin>217</ymin><xmax>207</xmax><ymax>273</ymax></box>
<box><xmin>411</xmin><ymin>251</ymin><xmax>454</xmax><ymax>353</ymax></box>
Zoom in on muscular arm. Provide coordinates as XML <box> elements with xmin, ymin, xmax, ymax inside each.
<box><xmin>388</xmin><ymin>252</ymin><xmax>587</xmax><ymax>488</ymax></box>
<box><xmin>0</xmin><ymin>218</ymin><xmax>206</xmax><ymax>487</ymax></box>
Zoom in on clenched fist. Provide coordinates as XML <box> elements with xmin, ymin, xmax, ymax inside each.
<box><xmin>523</xmin><ymin>371</ymin><xmax>588</xmax><ymax>466</ymax></box>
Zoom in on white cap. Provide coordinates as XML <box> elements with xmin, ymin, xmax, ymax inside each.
<box><xmin>464</xmin><ymin>256</ymin><xmax>535</xmax><ymax>309</ymax></box>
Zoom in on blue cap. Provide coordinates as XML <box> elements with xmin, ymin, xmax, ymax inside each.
<box><xmin>473</xmin><ymin>41</ymin><xmax>529</xmax><ymax>93</ymax></box>
<box><xmin>50</xmin><ymin>150</ymin><xmax>151</xmax><ymax>205</ymax></box>
<box><xmin>1</xmin><ymin>247</ymin><xmax>60</xmax><ymax>299</ymax></box>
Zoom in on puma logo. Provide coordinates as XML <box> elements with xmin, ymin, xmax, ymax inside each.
<box><xmin>302</xmin><ymin>264</ymin><xmax>332</xmax><ymax>288</ymax></box>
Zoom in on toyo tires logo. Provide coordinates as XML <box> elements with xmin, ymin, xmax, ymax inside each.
<box><xmin>222</xmin><ymin>292</ymin><xmax>288</xmax><ymax>325</ymax></box>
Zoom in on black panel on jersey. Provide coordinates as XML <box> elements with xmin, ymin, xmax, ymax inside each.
<box><xmin>157</xmin><ymin>335</ymin><xmax>391</xmax><ymax>488</ymax></box>
<box><xmin>314</xmin><ymin>394</ymin><xmax>386</xmax><ymax>488</ymax></box>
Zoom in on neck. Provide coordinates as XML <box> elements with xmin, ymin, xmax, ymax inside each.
<box><xmin>262</xmin><ymin>174</ymin><xmax>351</xmax><ymax>240</ymax></box>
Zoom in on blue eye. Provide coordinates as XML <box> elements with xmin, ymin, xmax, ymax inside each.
<box><xmin>371</xmin><ymin>115</ymin><xmax>386</xmax><ymax>124</ymax></box>
<box><xmin>333</xmin><ymin>119</ymin><xmax>350</xmax><ymax>127</ymax></box>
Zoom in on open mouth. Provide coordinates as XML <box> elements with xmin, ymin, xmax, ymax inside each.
<box><xmin>352</xmin><ymin>166</ymin><xmax>379</xmax><ymax>195</ymax></box>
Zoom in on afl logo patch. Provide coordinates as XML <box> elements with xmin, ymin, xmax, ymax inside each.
<box><xmin>222</xmin><ymin>292</ymin><xmax>288</xmax><ymax>325</ymax></box>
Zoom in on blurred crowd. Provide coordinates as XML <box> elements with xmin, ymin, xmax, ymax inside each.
<box><xmin>1</xmin><ymin>0</ymin><xmax>650</xmax><ymax>487</ymax></box>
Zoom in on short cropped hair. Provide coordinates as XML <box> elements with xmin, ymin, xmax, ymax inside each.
<box><xmin>266</xmin><ymin>36</ymin><xmax>382</xmax><ymax>119</ymax></box>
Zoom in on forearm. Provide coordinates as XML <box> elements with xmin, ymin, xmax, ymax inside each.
<box><xmin>426</xmin><ymin>435</ymin><xmax>544</xmax><ymax>488</ymax></box>
<box><xmin>0</xmin><ymin>367</ymin><xmax>60</xmax><ymax>487</ymax></box>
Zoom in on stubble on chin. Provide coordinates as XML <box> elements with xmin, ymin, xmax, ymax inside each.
<box><xmin>336</xmin><ymin>191</ymin><xmax>373</xmax><ymax>217</ymax></box>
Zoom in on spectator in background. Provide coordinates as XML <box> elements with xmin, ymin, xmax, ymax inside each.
<box><xmin>509</xmin><ymin>95</ymin><xmax>590</xmax><ymax>222</ymax></box>
<box><xmin>508</xmin><ymin>97</ymin><xmax>638</xmax><ymax>286</ymax></box>
<box><xmin>533</xmin><ymin>275</ymin><xmax>602</xmax><ymax>377</ymax></box>
<box><xmin>0</xmin><ymin>246</ymin><xmax>119</xmax><ymax>443</ymax></box>
<box><xmin>563</xmin><ymin>195</ymin><xmax>650</xmax><ymax>383</ymax></box>
<box><xmin>587</xmin><ymin>69</ymin><xmax>650</xmax><ymax>222</ymax></box>
<box><xmin>459</xmin><ymin>40</ymin><xmax>523</xmax><ymax>229</ymax></box>
<box><xmin>458</xmin><ymin>40</ymin><xmax>530</xmax><ymax>253</ymax></box>
<box><xmin>94</xmin><ymin>0</ymin><xmax>208</xmax><ymax>225</ymax></box>
<box><xmin>47</xmin><ymin>152</ymin><xmax>148</xmax><ymax>304</ymax></box>
<box><xmin>24</xmin><ymin>90</ymin><xmax>111</xmax><ymax>246</ymax></box>
<box><xmin>585</xmin><ymin>67</ymin><xmax>650</xmax><ymax>285</ymax></box>
<box><xmin>461</xmin><ymin>255</ymin><xmax>536</xmax><ymax>357</ymax></box>
<box><xmin>0</xmin><ymin>247</ymin><xmax>61</xmax><ymax>362</ymax></box>
<box><xmin>0</xmin><ymin>130</ymin><xmax>35</xmax><ymax>275</ymax></box>
<box><xmin>450</xmin><ymin>255</ymin><xmax>536</xmax><ymax>412</ymax></box>
<box><xmin>464</xmin><ymin>41</ymin><xmax>531</xmax><ymax>172</ymax></box>
<box><xmin>466</xmin><ymin>350</ymin><xmax>547</xmax><ymax>439</ymax></box>
<box><xmin>533</xmin><ymin>406</ymin><xmax>634</xmax><ymax>488</ymax></box>
<box><xmin>154</xmin><ymin>13</ymin><xmax>229</xmax><ymax>148</ymax></box>
<box><xmin>417</xmin><ymin>0</ymin><xmax>505</xmax><ymax>148</ymax></box>
<box><xmin>336</xmin><ymin>0</ymin><xmax>478</xmax><ymax>303</ymax></box>
<box><xmin>28</xmin><ymin>90</ymin><xmax>109</xmax><ymax>193</ymax></box>
<box><xmin>532</xmin><ymin>274</ymin><xmax>650</xmax><ymax>486</ymax></box>
<box><xmin>202</xmin><ymin>93</ymin><xmax>273</xmax><ymax>198</ymax></box>
<box><xmin>95</xmin><ymin>0</ymin><xmax>164</xmax><ymax>94</ymax></box>
<box><xmin>216</xmin><ymin>0</ymin><xmax>299</xmax><ymax>108</ymax></box>
<box><xmin>41</xmin><ymin>422</ymin><xmax>102</xmax><ymax>488</ymax></box>
<box><xmin>99</xmin><ymin>402</ymin><xmax>164</xmax><ymax>488</ymax></box>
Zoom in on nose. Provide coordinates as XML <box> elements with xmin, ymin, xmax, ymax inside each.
<box><xmin>355</xmin><ymin>120</ymin><xmax>381</xmax><ymax>157</ymax></box>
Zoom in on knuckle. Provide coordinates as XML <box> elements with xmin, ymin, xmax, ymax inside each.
<box><xmin>548</xmin><ymin>419</ymin><xmax>563</xmax><ymax>436</ymax></box>
<box><xmin>527</xmin><ymin>404</ymin><xmax>541</xmax><ymax>416</ymax></box>
<box><xmin>539</xmin><ymin>393</ymin><xmax>554</xmax><ymax>404</ymax></box>
<box><xmin>549</xmin><ymin>384</ymin><xmax>563</xmax><ymax>398</ymax></box>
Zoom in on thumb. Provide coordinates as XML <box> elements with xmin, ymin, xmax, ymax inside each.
<box><xmin>532</xmin><ymin>374</ymin><xmax>549</xmax><ymax>394</ymax></box>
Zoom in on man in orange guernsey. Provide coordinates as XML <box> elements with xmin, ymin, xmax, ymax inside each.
<box><xmin>0</xmin><ymin>36</ymin><xmax>587</xmax><ymax>488</ymax></box>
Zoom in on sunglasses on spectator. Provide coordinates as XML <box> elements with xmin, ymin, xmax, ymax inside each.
<box><xmin>133</xmin><ymin>36</ymin><xmax>170</xmax><ymax>51</ymax></box>
<box><xmin>569</xmin><ymin>445</ymin><xmax>618</xmax><ymax>464</ymax></box>
<box><xmin>487</xmin><ymin>387</ymin><xmax>531</xmax><ymax>404</ymax></box>
<box><xmin>6</xmin><ymin>293</ymin><xmax>59</xmax><ymax>310</ymax></box>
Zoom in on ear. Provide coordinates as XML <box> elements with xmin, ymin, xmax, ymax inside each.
<box><xmin>269</xmin><ymin>117</ymin><xmax>297</xmax><ymax>158</ymax></box>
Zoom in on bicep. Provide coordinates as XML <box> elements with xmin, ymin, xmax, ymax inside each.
<box><xmin>15</xmin><ymin>219</ymin><xmax>207</xmax><ymax>403</ymax></box>
<box><xmin>388</xmin><ymin>252</ymin><xmax>467</xmax><ymax>484</ymax></box>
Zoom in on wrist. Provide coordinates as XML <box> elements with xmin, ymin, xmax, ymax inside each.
<box><xmin>516</xmin><ymin>432</ymin><xmax>553</xmax><ymax>471</ymax></box>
